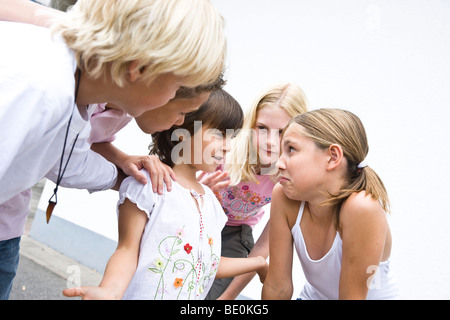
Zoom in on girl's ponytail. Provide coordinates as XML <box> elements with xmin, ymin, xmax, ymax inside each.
<box><xmin>324</xmin><ymin>165</ymin><xmax>390</xmax><ymax>216</ymax></box>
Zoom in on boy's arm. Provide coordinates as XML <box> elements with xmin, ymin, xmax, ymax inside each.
<box><xmin>63</xmin><ymin>199</ymin><xmax>147</xmax><ymax>299</ymax></box>
<box><xmin>0</xmin><ymin>0</ymin><xmax>63</xmax><ymax>27</ymax></box>
<box><xmin>261</xmin><ymin>184</ymin><xmax>295</xmax><ymax>300</ymax></box>
<box><xmin>45</xmin><ymin>124</ymin><xmax>119</xmax><ymax>192</ymax></box>
<box><xmin>91</xmin><ymin>142</ymin><xmax>176</xmax><ymax>194</ymax></box>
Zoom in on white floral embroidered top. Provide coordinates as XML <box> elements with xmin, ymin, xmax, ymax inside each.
<box><xmin>119</xmin><ymin>169</ymin><xmax>227</xmax><ymax>300</ymax></box>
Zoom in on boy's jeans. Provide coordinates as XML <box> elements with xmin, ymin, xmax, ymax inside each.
<box><xmin>0</xmin><ymin>237</ymin><xmax>20</xmax><ymax>300</ymax></box>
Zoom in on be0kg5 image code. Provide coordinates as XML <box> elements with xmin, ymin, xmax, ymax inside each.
<box><xmin>224</xmin><ymin>304</ymin><xmax>269</xmax><ymax>315</ymax></box>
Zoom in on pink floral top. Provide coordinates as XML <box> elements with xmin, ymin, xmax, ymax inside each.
<box><xmin>119</xmin><ymin>169</ymin><xmax>227</xmax><ymax>300</ymax></box>
<box><xmin>220</xmin><ymin>175</ymin><xmax>275</xmax><ymax>228</ymax></box>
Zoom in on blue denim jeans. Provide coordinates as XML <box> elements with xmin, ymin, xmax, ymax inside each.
<box><xmin>0</xmin><ymin>237</ymin><xmax>21</xmax><ymax>300</ymax></box>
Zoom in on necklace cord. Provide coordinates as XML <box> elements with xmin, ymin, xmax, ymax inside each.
<box><xmin>46</xmin><ymin>69</ymin><xmax>82</xmax><ymax>223</ymax></box>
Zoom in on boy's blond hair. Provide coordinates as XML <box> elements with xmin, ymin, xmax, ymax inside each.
<box><xmin>53</xmin><ymin>0</ymin><xmax>226</xmax><ymax>87</ymax></box>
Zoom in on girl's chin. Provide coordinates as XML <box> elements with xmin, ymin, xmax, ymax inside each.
<box><xmin>281</xmin><ymin>185</ymin><xmax>301</xmax><ymax>201</ymax></box>
<box><xmin>198</xmin><ymin>163</ymin><xmax>221</xmax><ymax>173</ymax></box>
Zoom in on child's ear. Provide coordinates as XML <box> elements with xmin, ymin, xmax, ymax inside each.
<box><xmin>128</xmin><ymin>60</ymin><xmax>145</xmax><ymax>82</ymax></box>
<box><xmin>327</xmin><ymin>144</ymin><xmax>344</xmax><ymax>170</ymax></box>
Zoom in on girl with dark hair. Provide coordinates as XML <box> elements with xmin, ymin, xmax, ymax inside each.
<box><xmin>63</xmin><ymin>90</ymin><xmax>268</xmax><ymax>300</ymax></box>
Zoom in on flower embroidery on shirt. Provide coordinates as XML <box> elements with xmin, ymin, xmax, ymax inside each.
<box><xmin>175</xmin><ymin>228</ymin><xmax>185</xmax><ymax>239</ymax></box>
<box><xmin>148</xmin><ymin>227</ymin><xmax>219</xmax><ymax>300</ymax></box>
<box><xmin>174</xmin><ymin>278</ymin><xmax>183</xmax><ymax>288</ymax></box>
<box><xmin>154</xmin><ymin>258</ymin><xmax>164</xmax><ymax>270</ymax></box>
<box><xmin>184</xmin><ymin>243</ymin><xmax>193</xmax><ymax>254</ymax></box>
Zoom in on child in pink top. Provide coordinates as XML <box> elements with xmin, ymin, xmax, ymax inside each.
<box><xmin>220</xmin><ymin>175</ymin><xmax>274</xmax><ymax>228</ymax></box>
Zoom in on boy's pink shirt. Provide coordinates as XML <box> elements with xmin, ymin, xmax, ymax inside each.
<box><xmin>88</xmin><ymin>103</ymin><xmax>133</xmax><ymax>144</ymax></box>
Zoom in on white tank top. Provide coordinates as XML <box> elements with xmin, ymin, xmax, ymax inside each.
<box><xmin>291</xmin><ymin>202</ymin><xmax>400</xmax><ymax>300</ymax></box>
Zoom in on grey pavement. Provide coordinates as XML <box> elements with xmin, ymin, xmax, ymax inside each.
<box><xmin>10</xmin><ymin>235</ymin><xmax>102</xmax><ymax>300</ymax></box>
<box><xmin>11</xmin><ymin>253</ymin><xmax>72</xmax><ymax>300</ymax></box>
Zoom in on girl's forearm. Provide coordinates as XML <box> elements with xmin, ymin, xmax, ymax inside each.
<box><xmin>261</xmin><ymin>275</ymin><xmax>293</xmax><ymax>300</ymax></box>
<box><xmin>98</xmin><ymin>248</ymin><xmax>138</xmax><ymax>299</ymax></box>
<box><xmin>216</xmin><ymin>256</ymin><xmax>266</xmax><ymax>279</ymax></box>
<box><xmin>218</xmin><ymin>271</ymin><xmax>256</xmax><ymax>300</ymax></box>
<box><xmin>218</xmin><ymin>222</ymin><xmax>270</xmax><ymax>299</ymax></box>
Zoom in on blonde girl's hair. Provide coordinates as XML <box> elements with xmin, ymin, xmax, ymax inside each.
<box><xmin>225</xmin><ymin>82</ymin><xmax>309</xmax><ymax>185</ymax></box>
<box><xmin>289</xmin><ymin>108</ymin><xmax>390</xmax><ymax>227</ymax></box>
<box><xmin>52</xmin><ymin>0</ymin><xmax>226</xmax><ymax>87</ymax></box>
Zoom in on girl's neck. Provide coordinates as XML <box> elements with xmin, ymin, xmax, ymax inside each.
<box><xmin>173</xmin><ymin>164</ymin><xmax>204</xmax><ymax>194</ymax></box>
<box><xmin>305</xmin><ymin>200</ymin><xmax>334</xmax><ymax>227</ymax></box>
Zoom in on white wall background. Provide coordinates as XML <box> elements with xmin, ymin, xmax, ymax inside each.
<box><xmin>39</xmin><ymin>0</ymin><xmax>450</xmax><ymax>299</ymax></box>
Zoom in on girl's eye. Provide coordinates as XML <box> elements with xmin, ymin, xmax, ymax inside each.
<box><xmin>208</xmin><ymin>129</ymin><xmax>223</xmax><ymax>138</ymax></box>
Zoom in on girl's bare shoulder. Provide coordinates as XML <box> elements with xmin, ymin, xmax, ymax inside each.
<box><xmin>340</xmin><ymin>191</ymin><xmax>387</xmax><ymax>230</ymax></box>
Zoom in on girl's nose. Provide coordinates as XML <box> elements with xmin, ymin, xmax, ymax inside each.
<box><xmin>223</xmin><ymin>136</ymin><xmax>232</xmax><ymax>153</ymax></box>
<box><xmin>276</xmin><ymin>153</ymin><xmax>286</xmax><ymax>170</ymax></box>
<box><xmin>267</xmin><ymin>129</ymin><xmax>280</xmax><ymax>147</ymax></box>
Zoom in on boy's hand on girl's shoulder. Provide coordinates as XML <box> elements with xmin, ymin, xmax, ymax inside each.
<box><xmin>122</xmin><ymin>154</ymin><xmax>176</xmax><ymax>194</ymax></box>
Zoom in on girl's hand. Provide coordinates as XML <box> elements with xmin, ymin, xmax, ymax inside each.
<box><xmin>63</xmin><ymin>286</ymin><xmax>117</xmax><ymax>300</ymax></box>
<box><xmin>197</xmin><ymin>170</ymin><xmax>230</xmax><ymax>201</ymax></box>
<box><xmin>256</xmin><ymin>256</ymin><xmax>269</xmax><ymax>284</ymax></box>
<box><xmin>121</xmin><ymin>155</ymin><xmax>176</xmax><ymax>194</ymax></box>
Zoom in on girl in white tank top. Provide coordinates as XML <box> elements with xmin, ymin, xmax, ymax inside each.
<box><xmin>292</xmin><ymin>202</ymin><xmax>399</xmax><ymax>300</ymax></box>
<box><xmin>262</xmin><ymin>109</ymin><xmax>400</xmax><ymax>300</ymax></box>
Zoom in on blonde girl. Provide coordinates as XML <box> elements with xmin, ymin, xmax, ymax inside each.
<box><xmin>262</xmin><ymin>108</ymin><xmax>400</xmax><ymax>300</ymax></box>
<box><xmin>203</xmin><ymin>82</ymin><xmax>309</xmax><ymax>299</ymax></box>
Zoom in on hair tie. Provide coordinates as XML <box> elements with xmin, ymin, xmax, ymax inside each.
<box><xmin>357</xmin><ymin>160</ymin><xmax>368</xmax><ymax>169</ymax></box>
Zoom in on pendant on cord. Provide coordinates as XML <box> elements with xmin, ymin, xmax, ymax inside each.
<box><xmin>46</xmin><ymin>201</ymin><xmax>56</xmax><ymax>223</ymax></box>
<box><xmin>46</xmin><ymin>188</ymin><xmax>58</xmax><ymax>223</ymax></box>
